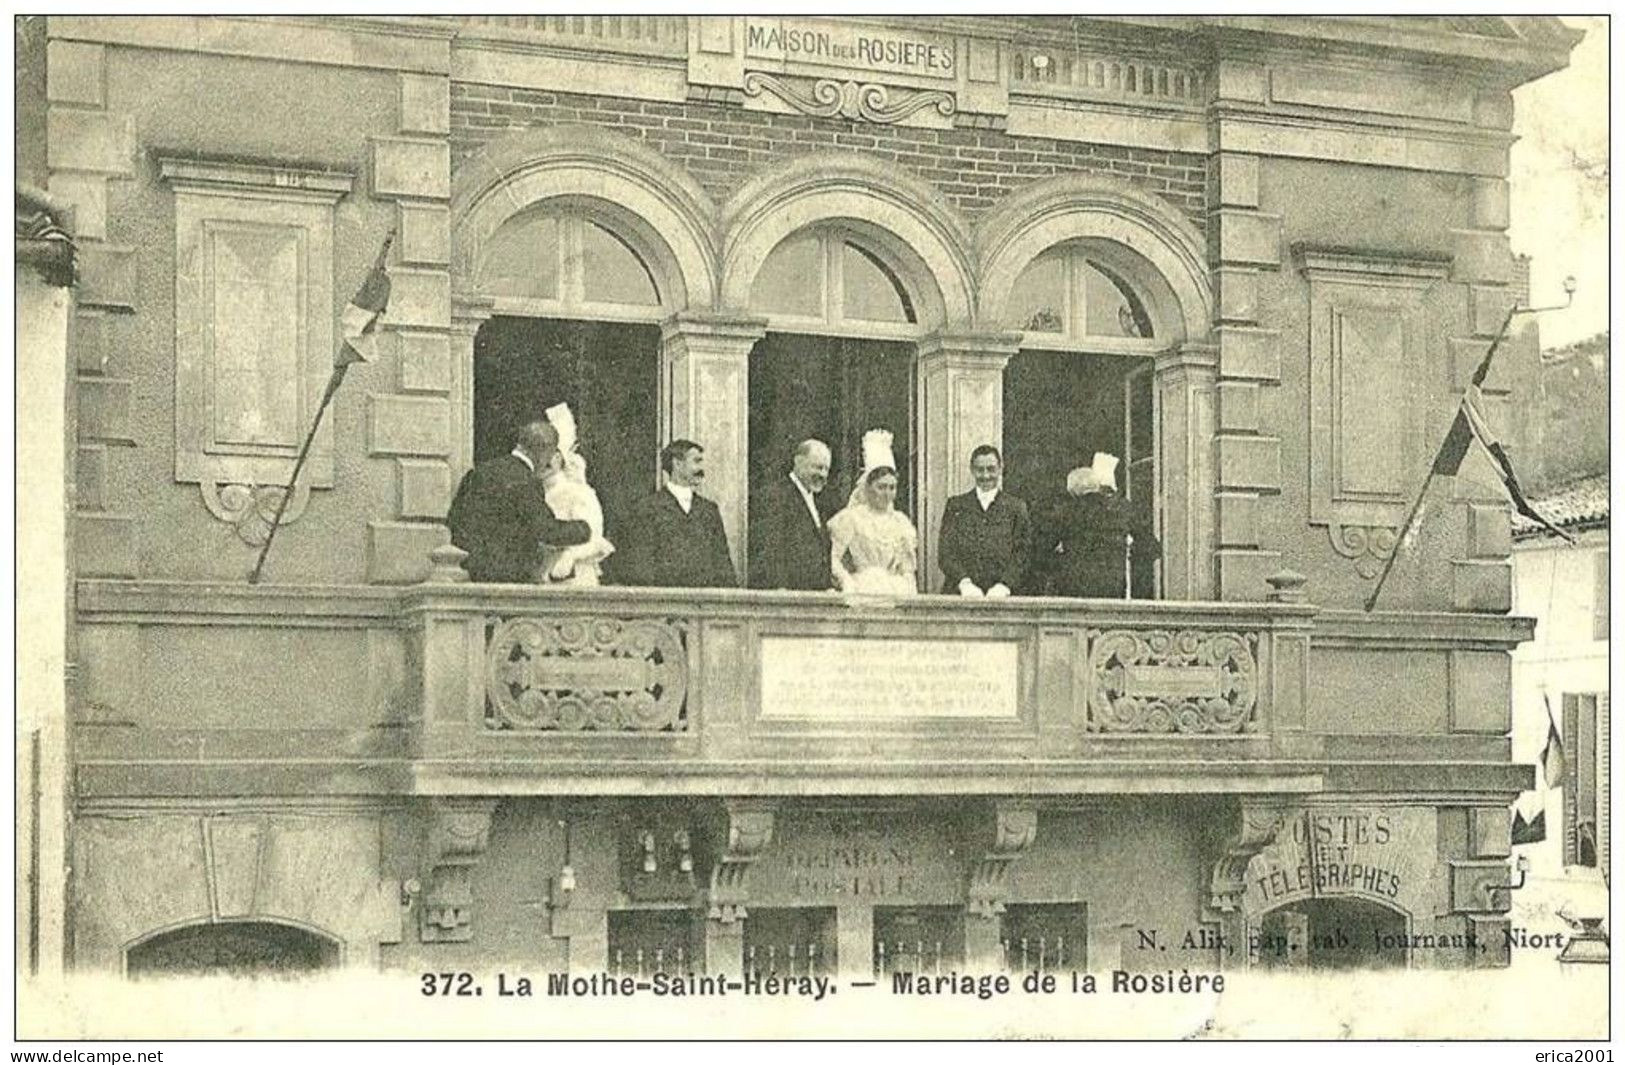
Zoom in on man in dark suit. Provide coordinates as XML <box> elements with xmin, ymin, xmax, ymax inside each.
<box><xmin>937</xmin><ymin>444</ymin><xmax>1031</xmax><ymax>598</ymax></box>
<box><xmin>750</xmin><ymin>438</ymin><xmax>835</xmax><ymax>591</ymax></box>
<box><xmin>445</xmin><ymin>421</ymin><xmax>593</xmax><ymax>583</ymax></box>
<box><xmin>616</xmin><ymin>439</ymin><xmax>737</xmax><ymax>588</ymax></box>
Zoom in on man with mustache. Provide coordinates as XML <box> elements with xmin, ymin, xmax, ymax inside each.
<box><xmin>750</xmin><ymin>438</ymin><xmax>836</xmax><ymax>591</ymax></box>
<box><xmin>616</xmin><ymin>439</ymin><xmax>738</xmax><ymax>588</ymax></box>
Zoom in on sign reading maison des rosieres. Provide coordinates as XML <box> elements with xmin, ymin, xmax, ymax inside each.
<box><xmin>744</xmin><ymin>19</ymin><xmax>957</xmax><ymax>79</ymax></box>
<box><xmin>760</xmin><ymin>637</ymin><xmax>1018</xmax><ymax>718</ymax></box>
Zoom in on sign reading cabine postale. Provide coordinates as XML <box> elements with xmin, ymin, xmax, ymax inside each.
<box><xmin>745</xmin><ymin>18</ymin><xmax>956</xmax><ymax>79</ymax></box>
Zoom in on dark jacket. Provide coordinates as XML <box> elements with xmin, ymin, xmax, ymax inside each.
<box><xmin>937</xmin><ymin>489</ymin><xmax>1031</xmax><ymax>594</ymax></box>
<box><xmin>1035</xmin><ymin>490</ymin><xmax>1160</xmax><ymax>599</ymax></box>
<box><xmin>445</xmin><ymin>454</ymin><xmax>592</xmax><ymax>583</ymax></box>
<box><xmin>617</xmin><ymin>487</ymin><xmax>738</xmax><ymax>588</ymax></box>
<box><xmin>749</xmin><ymin>475</ymin><xmax>834</xmax><ymax>591</ymax></box>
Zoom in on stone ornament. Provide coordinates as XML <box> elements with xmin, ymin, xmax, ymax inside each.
<box><xmin>1087</xmin><ymin>628</ymin><xmax>1259</xmax><ymax>734</ymax></box>
<box><xmin>200</xmin><ymin>479</ymin><xmax>310</xmax><ymax>546</ymax></box>
<box><xmin>965</xmin><ymin>801</ymin><xmax>1039</xmax><ymax>918</ymax></box>
<box><xmin>742</xmin><ymin>72</ymin><xmax>954</xmax><ymax>124</ymax></box>
<box><xmin>1327</xmin><ymin>522</ymin><xmax>1400</xmax><ymax>580</ymax></box>
<box><xmin>485</xmin><ymin>616</ymin><xmax>689</xmax><ymax>731</ymax></box>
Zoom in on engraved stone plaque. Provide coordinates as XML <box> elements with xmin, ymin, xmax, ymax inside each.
<box><xmin>759</xmin><ymin>636</ymin><xmax>1019</xmax><ymax>718</ymax></box>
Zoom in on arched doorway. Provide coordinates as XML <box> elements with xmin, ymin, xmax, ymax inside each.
<box><xmin>1252</xmin><ymin>897</ymin><xmax>1409</xmax><ymax>970</ymax></box>
<box><xmin>469</xmin><ymin>202</ymin><xmax>671</xmax><ymax>582</ymax></box>
<box><xmin>999</xmin><ymin>239</ymin><xmax>1166</xmax><ymax>598</ymax></box>
<box><xmin>746</xmin><ymin>223</ymin><xmax>930</xmax><ymax>524</ymax></box>
<box><xmin>126</xmin><ymin>920</ymin><xmax>341</xmax><ymax>978</ymax></box>
<box><xmin>978</xmin><ymin>176</ymin><xmax>1214</xmax><ymax>599</ymax></box>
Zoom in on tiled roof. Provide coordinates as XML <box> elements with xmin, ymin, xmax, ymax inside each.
<box><xmin>1513</xmin><ymin>473</ymin><xmax>1609</xmax><ymax>539</ymax></box>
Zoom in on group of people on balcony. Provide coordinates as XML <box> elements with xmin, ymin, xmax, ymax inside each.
<box><xmin>445</xmin><ymin>405</ymin><xmax>1157</xmax><ymax>599</ymax></box>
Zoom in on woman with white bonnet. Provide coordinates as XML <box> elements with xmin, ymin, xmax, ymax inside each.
<box><xmin>1038</xmin><ymin>451</ymin><xmax>1159</xmax><ymax>599</ymax></box>
<box><xmin>534</xmin><ymin>402</ymin><xmax>615</xmax><ymax>586</ymax></box>
<box><xmin>828</xmin><ymin>429</ymin><xmax>918</xmax><ymax>596</ymax></box>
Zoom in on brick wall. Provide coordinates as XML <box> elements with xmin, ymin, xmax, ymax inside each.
<box><xmin>450</xmin><ymin>84</ymin><xmax>1206</xmax><ymax>226</ymax></box>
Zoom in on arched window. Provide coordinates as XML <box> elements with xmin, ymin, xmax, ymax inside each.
<box><xmin>479</xmin><ymin>209</ymin><xmax>661</xmax><ymax>318</ymax></box>
<box><xmin>126</xmin><ymin>920</ymin><xmax>341</xmax><ymax>979</ymax></box>
<box><xmin>751</xmin><ymin>228</ymin><xmax>918</xmax><ymax>335</ymax></box>
<box><xmin>1007</xmin><ymin>242</ymin><xmax>1156</xmax><ymax>346</ymax></box>
<box><xmin>1001</xmin><ymin>240</ymin><xmax>1164</xmax><ymax>598</ymax></box>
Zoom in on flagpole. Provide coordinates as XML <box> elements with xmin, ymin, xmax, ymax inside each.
<box><xmin>249</xmin><ymin>232</ymin><xmax>394</xmax><ymax>585</ymax></box>
<box><xmin>1361</xmin><ymin>285</ymin><xmax>1555</xmax><ymax>613</ymax></box>
<box><xmin>248</xmin><ymin>365</ymin><xmax>350</xmax><ymax>585</ymax></box>
<box><xmin>1361</xmin><ymin>465</ymin><xmax>1440</xmax><ymax>613</ymax></box>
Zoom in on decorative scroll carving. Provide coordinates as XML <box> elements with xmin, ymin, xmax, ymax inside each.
<box><xmin>1208</xmin><ymin>804</ymin><xmax>1289</xmax><ymax>915</ymax></box>
<box><xmin>420</xmin><ymin>798</ymin><xmax>498</xmax><ymax>943</ymax></box>
<box><xmin>1087</xmin><ymin>629</ymin><xmax>1259</xmax><ymax>734</ymax></box>
<box><xmin>200</xmin><ymin>480</ymin><xmax>310</xmax><ymax>546</ymax></box>
<box><xmin>485</xmin><ymin>616</ymin><xmax>689</xmax><ymax>732</ymax></box>
<box><xmin>1327</xmin><ymin>522</ymin><xmax>1399</xmax><ymax>580</ymax></box>
<box><xmin>966</xmin><ymin>802</ymin><xmax>1039</xmax><ymax>918</ymax></box>
<box><xmin>743</xmin><ymin>72</ymin><xmax>955</xmax><ymax>124</ymax></box>
<box><xmin>707</xmin><ymin>801</ymin><xmax>777</xmax><ymax>925</ymax></box>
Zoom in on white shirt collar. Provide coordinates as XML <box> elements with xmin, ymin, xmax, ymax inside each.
<box><xmin>511</xmin><ymin>448</ymin><xmax>535</xmax><ymax>472</ymax></box>
<box><xmin>789</xmin><ymin>473</ymin><xmax>822</xmax><ymax>525</ymax></box>
<box><xmin>975</xmin><ymin>486</ymin><xmax>999</xmax><ymax>510</ymax></box>
<box><xmin>666</xmin><ymin>481</ymin><xmax>694</xmax><ymax>513</ymax></box>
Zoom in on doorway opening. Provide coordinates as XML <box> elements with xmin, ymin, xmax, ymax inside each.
<box><xmin>747</xmin><ymin>333</ymin><xmax>915</xmax><ymax>524</ymax></box>
<box><xmin>471</xmin><ymin>316</ymin><xmax>660</xmax><ymax>584</ymax></box>
<box><xmin>1254</xmin><ymin>897</ymin><xmax>1409</xmax><ymax>970</ymax></box>
<box><xmin>1004</xmin><ymin>350</ymin><xmax>1157</xmax><ymax>597</ymax></box>
<box><xmin>126</xmin><ymin>920</ymin><xmax>340</xmax><ymax>978</ymax></box>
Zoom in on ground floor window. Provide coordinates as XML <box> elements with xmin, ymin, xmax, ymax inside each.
<box><xmin>472</xmin><ymin>315</ymin><xmax>660</xmax><ymax>583</ymax></box>
<box><xmin>872</xmin><ymin>905</ymin><xmax>964</xmax><ymax>976</ymax></box>
<box><xmin>607</xmin><ymin>908</ymin><xmax>697</xmax><ymax>976</ymax></box>
<box><xmin>744</xmin><ymin>906</ymin><xmax>836</xmax><ymax>976</ymax></box>
<box><xmin>1254</xmin><ymin>898</ymin><xmax>1407</xmax><ymax>970</ymax></box>
<box><xmin>1000</xmin><ymin>902</ymin><xmax>1087</xmax><ymax>973</ymax></box>
<box><xmin>1563</xmin><ymin>692</ymin><xmax>1604</xmax><ymax>868</ymax></box>
<box><xmin>126</xmin><ymin>920</ymin><xmax>339</xmax><ymax>978</ymax></box>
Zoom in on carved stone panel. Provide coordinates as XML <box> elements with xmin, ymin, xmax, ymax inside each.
<box><xmin>1086</xmin><ymin>629</ymin><xmax>1259</xmax><ymax>734</ymax></box>
<box><xmin>1296</xmin><ymin>248</ymin><xmax>1450</xmax><ymax>565</ymax></box>
<box><xmin>484</xmin><ymin>616</ymin><xmax>689</xmax><ymax>732</ymax></box>
<box><xmin>743</xmin><ymin>72</ymin><xmax>954</xmax><ymax>124</ymax></box>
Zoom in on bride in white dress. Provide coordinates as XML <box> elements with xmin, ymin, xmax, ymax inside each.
<box><xmin>828</xmin><ymin>429</ymin><xmax>918</xmax><ymax>596</ymax></box>
<box><xmin>536</xmin><ymin>403</ymin><xmax>614</xmax><ymax>586</ymax></box>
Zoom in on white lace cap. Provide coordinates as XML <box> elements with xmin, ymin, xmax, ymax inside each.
<box><xmin>860</xmin><ymin>428</ymin><xmax>896</xmax><ymax>476</ymax></box>
<box><xmin>1090</xmin><ymin>451</ymin><xmax>1120</xmax><ymax>490</ymax></box>
<box><xmin>545</xmin><ymin>402</ymin><xmax>578</xmax><ymax>453</ymax></box>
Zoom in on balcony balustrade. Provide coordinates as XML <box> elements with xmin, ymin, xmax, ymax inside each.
<box><xmin>72</xmin><ymin>565</ymin><xmax>1533</xmax><ymax>801</ymax></box>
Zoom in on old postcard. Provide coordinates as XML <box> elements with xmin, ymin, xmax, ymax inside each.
<box><xmin>13</xmin><ymin>11</ymin><xmax>1609</xmax><ymax>1046</ymax></box>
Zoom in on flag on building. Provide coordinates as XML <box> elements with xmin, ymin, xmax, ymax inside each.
<box><xmin>337</xmin><ymin>237</ymin><xmax>393</xmax><ymax>366</ymax></box>
<box><xmin>1431</xmin><ymin>343</ymin><xmax>1573</xmax><ymax>542</ymax></box>
<box><xmin>1511</xmin><ymin>803</ymin><xmax>1546</xmax><ymax>846</ymax></box>
<box><xmin>1541</xmin><ymin>692</ymin><xmax>1566</xmax><ymax>790</ymax></box>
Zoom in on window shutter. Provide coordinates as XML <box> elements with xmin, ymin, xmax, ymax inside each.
<box><xmin>1599</xmin><ymin>693</ymin><xmax>1610</xmax><ymax>874</ymax></box>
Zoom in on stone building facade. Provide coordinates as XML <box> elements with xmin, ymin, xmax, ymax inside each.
<box><xmin>26</xmin><ymin>15</ymin><xmax>1580</xmax><ymax>979</ymax></box>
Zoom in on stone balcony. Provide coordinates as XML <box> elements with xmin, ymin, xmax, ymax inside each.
<box><xmin>74</xmin><ymin>562</ymin><xmax>1534</xmax><ymax>803</ymax></box>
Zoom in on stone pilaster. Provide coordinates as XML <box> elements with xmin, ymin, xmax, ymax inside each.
<box><xmin>47</xmin><ymin>37</ymin><xmax>140</xmax><ymax>577</ymax></box>
<box><xmin>1446</xmin><ymin>174</ymin><xmax>1520</xmax><ymax>613</ymax></box>
<box><xmin>1154</xmin><ymin>342</ymin><xmax>1218</xmax><ymax>600</ymax></box>
<box><xmin>365</xmin><ymin>71</ymin><xmax>455</xmax><ymax>584</ymax></box>
<box><xmin>914</xmin><ymin>330</ymin><xmax>1021</xmax><ymax>589</ymax></box>
<box><xmin>659</xmin><ymin>313</ymin><xmax>767</xmax><ymax>582</ymax></box>
<box><xmin>1206</xmin><ymin>143</ymin><xmax>1284</xmax><ymax>600</ymax></box>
